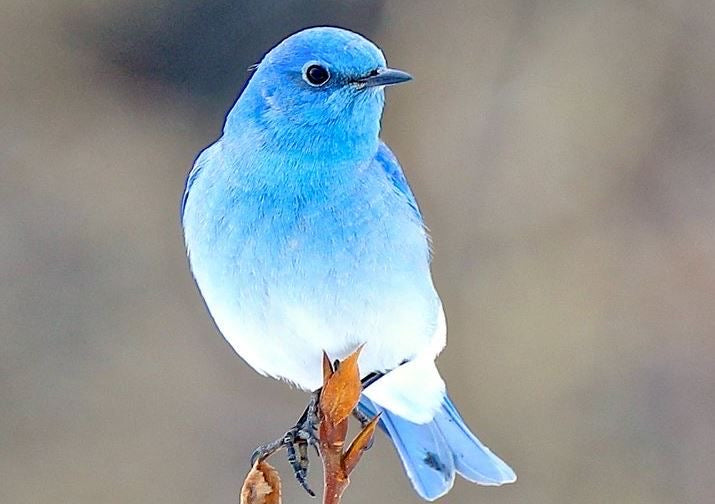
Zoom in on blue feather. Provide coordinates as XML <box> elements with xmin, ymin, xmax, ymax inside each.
<box><xmin>360</xmin><ymin>397</ymin><xmax>454</xmax><ymax>500</ymax></box>
<box><xmin>180</xmin><ymin>147</ymin><xmax>209</xmax><ymax>219</ymax></box>
<box><xmin>375</xmin><ymin>142</ymin><xmax>421</xmax><ymax>218</ymax></box>
<box><xmin>360</xmin><ymin>395</ymin><xmax>516</xmax><ymax>501</ymax></box>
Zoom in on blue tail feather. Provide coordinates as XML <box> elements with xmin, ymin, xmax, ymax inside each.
<box><xmin>359</xmin><ymin>395</ymin><xmax>515</xmax><ymax>501</ymax></box>
<box><xmin>436</xmin><ymin>398</ymin><xmax>516</xmax><ymax>485</ymax></box>
<box><xmin>360</xmin><ymin>397</ymin><xmax>455</xmax><ymax>500</ymax></box>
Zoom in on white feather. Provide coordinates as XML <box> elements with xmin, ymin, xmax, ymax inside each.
<box><xmin>363</xmin><ymin>306</ymin><xmax>447</xmax><ymax>423</ymax></box>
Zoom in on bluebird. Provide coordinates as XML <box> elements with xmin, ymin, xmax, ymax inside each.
<box><xmin>181</xmin><ymin>26</ymin><xmax>515</xmax><ymax>500</ymax></box>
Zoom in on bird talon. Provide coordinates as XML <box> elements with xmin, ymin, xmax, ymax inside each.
<box><xmin>249</xmin><ymin>390</ymin><xmax>320</xmax><ymax>496</ymax></box>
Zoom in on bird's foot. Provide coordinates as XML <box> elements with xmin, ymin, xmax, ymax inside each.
<box><xmin>250</xmin><ymin>390</ymin><xmax>320</xmax><ymax>496</ymax></box>
<box><xmin>249</xmin><ymin>370</ymin><xmax>385</xmax><ymax>495</ymax></box>
<box><xmin>352</xmin><ymin>407</ymin><xmax>372</xmax><ymax>428</ymax></box>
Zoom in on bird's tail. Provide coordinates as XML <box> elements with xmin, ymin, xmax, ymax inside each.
<box><xmin>359</xmin><ymin>395</ymin><xmax>516</xmax><ymax>501</ymax></box>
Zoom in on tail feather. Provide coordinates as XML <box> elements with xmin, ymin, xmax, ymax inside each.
<box><xmin>436</xmin><ymin>398</ymin><xmax>516</xmax><ymax>485</ymax></box>
<box><xmin>359</xmin><ymin>395</ymin><xmax>516</xmax><ymax>501</ymax></box>
<box><xmin>360</xmin><ymin>397</ymin><xmax>455</xmax><ymax>500</ymax></box>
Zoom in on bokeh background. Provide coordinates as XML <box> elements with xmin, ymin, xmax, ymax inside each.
<box><xmin>3</xmin><ymin>1</ymin><xmax>715</xmax><ymax>503</ymax></box>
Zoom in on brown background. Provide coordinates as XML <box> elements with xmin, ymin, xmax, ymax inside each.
<box><xmin>2</xmin><ymin>1</ymin><xmax>714</xmax><ymax>503</ymax></box>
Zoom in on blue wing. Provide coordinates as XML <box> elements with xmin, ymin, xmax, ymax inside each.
<box><xmin>374</xmin><ymin>141</ymin><xmax>422</xmax><ymax>220</ymax></box>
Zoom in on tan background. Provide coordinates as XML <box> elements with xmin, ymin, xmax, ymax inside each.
<box><xmin>2</xmin><ymin>1</ymin><xmax>714</xmax><ymax>503</ymax></box>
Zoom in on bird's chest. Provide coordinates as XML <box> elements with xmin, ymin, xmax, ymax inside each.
<box><xmin>216</xmin><ymin>174</ymin><xmax>419</xmax><ymax>289</ymax></box>
<box><xmin>184</xmin><ymin>156</ymin><xmax>437</xmax><ymax>383</ymax></box>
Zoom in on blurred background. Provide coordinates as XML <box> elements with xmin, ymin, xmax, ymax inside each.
<box><xmin>2</xmin><ymin>1</ymin><xmax>714</xmax><ymax>503</ymax></box>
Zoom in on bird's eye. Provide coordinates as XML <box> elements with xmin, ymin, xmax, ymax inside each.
<box><xmin>304</xmin><ymin>64</ymin><xmax>330</xmax><ymax>86</ymax></box>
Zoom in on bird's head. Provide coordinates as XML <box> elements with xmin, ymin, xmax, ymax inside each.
<box><xmin>226</xmin><ymin>27</ymin><xmax>412</xmax><ymax>160</ymax></box>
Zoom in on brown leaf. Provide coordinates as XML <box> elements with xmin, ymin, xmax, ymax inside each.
<box><xmin>319</xmin><ymin>345</ymin><xmax>363</xmax><ymax>425</ymax></box>
<box><xmin>342</xmin><ymin>413</ymin><xmax>381</xmax><ymax>475</ymax></box>
<box><xmin>240</xmin><ymin>461</ymin><xmax>281</xmax><ymax>504</ymax></box>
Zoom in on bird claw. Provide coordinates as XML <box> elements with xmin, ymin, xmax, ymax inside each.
<box><xmin>250</xmin><ymin>390</ymin><xmax>320</xmax><ymax>497</ymax></box>
<box><xmin>249</xmin><ymin>371</ymin><xmax>385</xmax><ymax>494</ymax></box>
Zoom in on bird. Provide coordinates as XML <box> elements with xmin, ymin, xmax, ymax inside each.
<box><xmin>181</xmin><ymin>26</ymin><xmax>516</xmax><ymax>501</ymax></box>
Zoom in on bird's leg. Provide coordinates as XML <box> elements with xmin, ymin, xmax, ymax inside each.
<box><xmin>360</xmin><ymin>370</ymin><xmax>385</xmax><ymax>389</ymax></box>
<box><xmin>351</xmin><ymin>407</ymin><xmax>372</xmax><ymax>428</ymax></box>
<box><xmin>251</xmin><ymin>389</ymin><xmax>321</xmax><ymax>496</ymax></box>
<box><xmin>251</xmin><ymin>370</ymin><xmax>385</xmax><ymax>493</ymax></box>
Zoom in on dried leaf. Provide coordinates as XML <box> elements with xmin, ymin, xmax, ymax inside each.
<box><xmin>240</xmin><ymin>460</ymin><xmax>281</xmax><ymax>504</ymax></box>
<box><xmin>319</xmin><ymin>345</ymin><xmax>363</xmax><ymax>425</ymax></box>
<box><xmin>342</xmin><ymin>413</ymin><xmax>381</xmax><ymax>475</ymax></box>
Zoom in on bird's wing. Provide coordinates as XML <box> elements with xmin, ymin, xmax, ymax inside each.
<box><xmin>375</xmin><ymin>141</ymin><xmax>422</xmax><ymax>221</ymax></box>
<box><xmin>181</xmin><ymin>144</ymin><xmax>214</xmax><ymax>220</ymax></box>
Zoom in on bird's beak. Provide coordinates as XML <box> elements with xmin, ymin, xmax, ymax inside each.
<box><xmin>358</xmin><ymin>67</ymin><xmax>413</xmax><ymax>87</ymax></box>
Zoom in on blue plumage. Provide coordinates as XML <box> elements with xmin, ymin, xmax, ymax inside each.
<box><xmin>375</xmin><ymin>142</ymin><xmax>421</xmax><ymax>218</ymax></box>
<box><xmin>360</xmin><ymin>395</ymin><xmax>515</xmax><ymax>501</ymax></box>
<box><xmin>181</xmin><ymin>26</ymin><xmax>515</xmax><ymax>500</ymax></box>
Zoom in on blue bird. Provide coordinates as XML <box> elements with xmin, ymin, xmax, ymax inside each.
<box><xmin>182</xmin><ymin>27</ymin><xmax>515</xmax><ymax>500</ymax></box>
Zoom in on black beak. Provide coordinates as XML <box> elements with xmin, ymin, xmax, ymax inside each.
<box><xmin>358</xmin><ymin>67</ymin><xmax>413</xmax><ymax>87</ymax></box>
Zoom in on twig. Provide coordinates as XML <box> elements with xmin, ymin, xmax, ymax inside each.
<box><xmin>318</xmin><ymin>347</ymin><xmax>380</xmax><ymax>504</ymax></box>
<box><xmin>239</xmin><ymin>346</ymin><xmax>378</xmax><ymax>504</ymax></box>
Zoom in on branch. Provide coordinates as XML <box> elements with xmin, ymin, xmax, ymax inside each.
<box><xmin>240</xmin><ymin>346</ymin><xmax>378</xmax><ymax>504</ymax></box>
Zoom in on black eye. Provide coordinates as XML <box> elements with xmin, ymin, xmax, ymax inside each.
<box><xmin>304</xmin><ymin>64</ymin><xmax>330</xmax><ymax>86</ymax></box>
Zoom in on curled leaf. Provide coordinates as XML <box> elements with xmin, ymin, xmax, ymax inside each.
<box><xmin>320</xmin><ymin>346</ymin><xmax>363</xmax><ymax>425</ymax></box>
<box><xmin>240</xmin><ymin>460</ymin><xmax>281</xmax><ymax>504</ymax></box>
<box><xmin>342</xmin><ymin>413</ymin><xmax>381</xmax><ymax>475</ymax></box>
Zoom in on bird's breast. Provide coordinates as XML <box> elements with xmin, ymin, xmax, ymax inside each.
<box><xmin>183</xmin><ymin>151</ymin><xmax>439</xmax><ymax>386</ymax></box>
